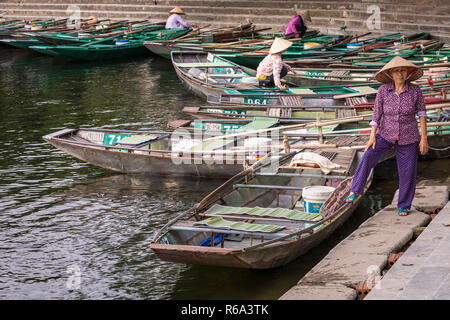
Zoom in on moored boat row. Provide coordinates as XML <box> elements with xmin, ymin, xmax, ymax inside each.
<box><xmin>12</xmin><ymin>16</ymin><xmax>445</xmax><ymax>270</ymax></box>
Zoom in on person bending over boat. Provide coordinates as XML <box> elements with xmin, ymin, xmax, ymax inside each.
<box><xmin>256</xmin><ymin>38</ymin><xmax>296</xmax><ymax>91</ymax></box>
<box><xmin>165</xmin><ymin>6</ymin><xmax>197</xmax><ymax>29</ymax></box>
<box><xmin>285</xmin><ymin>10</ymin><xmax>311</xmax><ymax>38</ymax></box>
<box><xmin>345</xmin><ymin>56</ymin><xmax>429</xmax><ymax>216</ymax></box>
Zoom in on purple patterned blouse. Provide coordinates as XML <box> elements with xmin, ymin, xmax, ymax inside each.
<box><xmin>370</xmin><ymin>82</ymin><xmax>427</xmax><ymax>145</ymax></box>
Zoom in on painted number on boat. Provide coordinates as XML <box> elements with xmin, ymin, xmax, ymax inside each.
<box><xmin>193</xmin><ymin>122</ymin><xmax>244</xmax><ymax>132</ymax></box>
<box><xmin>306</xmin><ymin>71</ymin><xmax>325</xmax><ymax>79</ymax></box>
<box><xmin>102</xmin><ymin>133</ymin><xmax>131</xmax><ymax>146</ymax></box>
<box><xmin>221</xmin><ymin>123</ymin><xmax>244</xmax><ymax>132</ymax></box>
<box><xmin>243</xmin><ymin>97</ymin><xmax>270</xmax><ymax>105</ymax></box>
<box><xmin>223</xmin><ymin>109</ymin><xmax>246</xmax><ymax>117</ymax></box>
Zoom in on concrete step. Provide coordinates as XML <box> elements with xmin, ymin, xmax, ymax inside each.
<box><xmin>1</xmin><ymin>1</ymin><xmax>449</xmax><ymax>43</ymax></box>
<box><xmin>3</xmin><ymin>6</ymin><xmax>450</xmax><ymax>30</ymax></box>
<box><xmin>5</xmin><ymin>0</ymin><xmax>450</xmax><ymax>12</ymax></box>
<box><xmin>366</xmin><ymin>198</ymin><xmax>450</xmax><ymax>300</ymax></box>
<box><xmin>2</xmin><ymin>2</ymin><xmax>449</xmax><ymax>17</ymax></box>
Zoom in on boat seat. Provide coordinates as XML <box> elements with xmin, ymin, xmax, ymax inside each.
<box><xmin>115</xmin><ymin>134</ymin><xmax>161</xmax><ymax>148</ymax></box>
<box><xmin>188</xmin><ymin>117</ymin><xmax>278</xmax><ymax>151</ymax></box>
<box><xmin>169</xmin><ymin>221</ymin><xmax>292</xmax><ymax>239</ymax></box>
<box><xmin>288</xmin><ymin>88</ymin><xmax>317</xmax><ymax>95</ymax></box>
<box><xmin>207</xmin><ymin>74</ymin><xmax>247</xmax><ymax>78</ymax></box>
<box><xmin>234</xmin><ymin>184</ymin><xmax>304</xmax><ymax>191</ymax></box>
<box><xmin>239</xmin><ymin>116</ymin><xmax>278</xmax><ymax>131</ymax></box>
<box><xmin>206</xmin><ymin>204</ymin><xmax>322</xmax><ymax>222</ymax></box>
<box><xmin>193</xmin><ymin>216</ymin><xmax>284</xmax><ymax>233</ymax></box>
<box><xmin>176</xmin><ymin>62</ymin><xmax>234</xmax><ymax>68</ymax></box>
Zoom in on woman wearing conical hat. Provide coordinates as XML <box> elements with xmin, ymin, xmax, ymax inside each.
<box><xmin>285</xmin><ymin>10</ymin><xmax>311</xmax><ymax>38</ymax></box>
<box><xmin>346</xmin><ymin>56</ymin><xmax>428</xmax><ymax>216</ymax></box>
<box><xmin>165</xmin><ymin>6</ymin><xmax>195</xmax><ymax>29</ymax></box>
<box><xmin>256</xmin><ymin>38</ymin><xmax>296</xmax><ymax>91</ymax></box>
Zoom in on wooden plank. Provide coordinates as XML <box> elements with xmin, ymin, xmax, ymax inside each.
<box><xmin>170</xmin><ymin>221</ymin><xmax>294</xmax><ymax>238</ymax></box>
<box><xmin>235</xmin><ymin>184</ymin><xmax>304</xmax><ymax>191</ymax></box>
<box><xmin>176</xmin><ymin>62</ymin><xmax>233</xmax><ymax>68</ymax></box>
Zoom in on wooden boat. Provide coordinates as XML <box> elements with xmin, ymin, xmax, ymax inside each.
<box><xmin>150</xmin><ymin>148</ymin><xmax>372</xmax><ymax>269</ymax></box>
<box><xmin>42</xmin><ymin>116</ymin><xmax>297</xmax><ymax>178</ymax></box>
<box><xmin>215</xmin><ymin>33</ymin><xmax>431</xmax><ymax>69</ymax></box>
<box><xmin>43</xmin><ymin>114</ymin><xmax>382</xmax><ymax>178</ymax></box>
<box><xmin>0</xmin><ymin>20</ymin><xmax>164</xmax><ymax>48</ymax></box>
<box><xmin>182</xmin><ymin>104</ymin><xmax>372</xmax><ymax>124</ymax></box>
<box><xmin>171</xmin><ymin>50</ymin><xmax>389</xmax><ymax>104</ymax></box>
<box><xmin>166</xmin><ymin>116</ymin><xmax>368</xmax><ymax>139</ymax></box>
<box><xmin>171</xmin><ymin>51</ymin><xmax>258</xmax><ymax>99</ymax></box>
<box><xmin>28</xmin><ymin>28</ymin><xmax>191</xmax><ymax>60</ymax></box>
<box><xmin>285</xmin><ymin>61</ymin><xmax>450</xmax><ymax>87</ymax></box>
<box><xmin>144</xmin><ymin>30</ymin><xmax>320</xmax><ymax>59</ymax></box>
<box><xmin>208</xmin><ymin>84</ymin><xmax>380</xmax><ymax>108</ymax></box>
<box><xmin>209</xmin><ymin>77</ymin><xmax>450</xmax><ymax>108</ymax></box>
<box><xmin>30</xmin><ymin>23</ymin><xmax>164</xmax><ymax>46</ymax></box>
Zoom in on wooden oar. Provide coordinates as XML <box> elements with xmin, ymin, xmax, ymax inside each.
<box><xmin>203</xmin><ymin>102</ymin><xmax>450</xmax><ymax>143</ymax></box>
<box><xmin>203</xmin><ymin>114</ymin><xmax>373</xmax><ymax>142</ymax></box>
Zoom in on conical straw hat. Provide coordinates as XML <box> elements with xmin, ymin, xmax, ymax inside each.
<box><xmin>295</xmin><ymin>10</ymin><xmax>312</xmax><ymax>22</ymax></box>
<box><xmin>169</xmin><ymin>6</ymin><xmax>185</xmax><ymax>15</ymax></box>
<box><xmin>269</xmin><ymin>38</ymin><xmax>293</xmax><ymax>54</ymax></box>
<box><xmin>375</xmin><ymin>56</ymin><xmax>423</xmax><ymax>83</ymax></box>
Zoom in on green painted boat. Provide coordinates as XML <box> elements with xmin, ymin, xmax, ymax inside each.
<box><xmin>144</xmin><ymin>30</ymin><xmax>322</xmax><ymax>59</ymax></box>
<box><xmin>217</xmin><ymin>33</ymin><xmax>431</xmax><ymax>68</ymax></box>
<box><xmin>28</xmin><ymin>28</ymin><xmax>191</xmax><ymax>60</ymax></box>
<box><xmin>210</xmin><ymin>84</ymin><xmax>380</xmax><ymax>106</ymax></box>
<box><xmin>0</xmin><ymin>37</ymin><xmax>42</xmax><ymax>49</ymax></box>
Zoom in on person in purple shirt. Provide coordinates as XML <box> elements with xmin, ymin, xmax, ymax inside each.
<box><xmin>285</xmin><ymin>10</ymin><xmax>311</xmax><ymax>38</ymax></box>
<box><xmin>165</xmin><ymin>6</ymin><xmax>196</xmax><ymax>29</ymax></box>
<box><xmin>345</xmin><ymin>56</ymin><xmax>429</xmax><ymax>216</ymax></box>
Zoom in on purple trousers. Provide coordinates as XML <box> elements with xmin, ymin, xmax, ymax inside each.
<box><xmin>351</xmin><ymin>134</ymin><xmax>418</xmax><ymax>209</ymax></box>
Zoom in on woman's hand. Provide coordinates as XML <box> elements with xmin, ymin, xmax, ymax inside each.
<box><xmin>364</xmin><ymin>135</ymin><xmax>376</xmax><ymax>152</ymax></box>
<box><xmin>278</xmin><ymin>84</ymin><xmax>287</xmax><ymax>91</ymax></box>
<box><xmin>419</xmin><ymin>137</ymin><xmax>429</xmax><ymax>155</ymax></box>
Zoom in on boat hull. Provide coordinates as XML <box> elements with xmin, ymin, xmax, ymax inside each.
<box><xmin>144</xmin><ymin>42</ymin><xmax>173</xmax><ymax>59</ymax></box>
<box><xmin>44</xmin><ymin>136</ymin><xmax>246</xmax><ymax>178</ymax></box>
<box><xmin>29</xmin><ymin>44</ymin><xmax>150</xmax><ymax>60</ymax></box>
<box><xmin>150</xmin><ymin>179</ymin><xmax>367</xmax><ymax>269</ymax></box>
<box><xmin>425</xmin><ymin>132</ymin><xmax>450</xmax><ymax>159</ymax></box>
<box><xmin>150</xmin><ymin>183</ymin><xmax>370</xmax><ymax>269</ymax></box>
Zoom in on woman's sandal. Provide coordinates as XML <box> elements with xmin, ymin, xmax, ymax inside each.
<box><xmin>345</xmin><ymin>194</ymin><xmax>356</xmax><ymax>203</ymax></box>
<box><xmin>398</xmin><ymin>208</ymin><xmax>409</xmax><ymax>216</ymax></box>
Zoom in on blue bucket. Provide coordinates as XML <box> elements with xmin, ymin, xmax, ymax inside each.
<box><xmin>116</xmin><ymin>39</ymin><xmax>129</xmax><ymax>46</ymax></box>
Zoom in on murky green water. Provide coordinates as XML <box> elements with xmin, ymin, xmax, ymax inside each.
<box><xmin>0</xmin><ymin>46</ymin><xmax>448</xmax><ymax>299</ymax></box>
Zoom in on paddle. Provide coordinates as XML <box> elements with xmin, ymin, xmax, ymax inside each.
<box><xmin>202</xmin><ymin>101</ymin><xmax>450</xmax><ymax>143</ymax></box>
<box><xmin>202</xmin><ymin>114</ymin><xmax>373</xmax><ymax>142</ymax></box>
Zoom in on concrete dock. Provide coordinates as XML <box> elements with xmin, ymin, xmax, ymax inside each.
<box><xmin>365</xmin><ymin>199</ymin><xmax>450</xmax><ymax>300</ymax></box>
<box><xmin>279</xmin><ymin>185</ymin><xmax>449</xmax><ymax>300</ymax></box>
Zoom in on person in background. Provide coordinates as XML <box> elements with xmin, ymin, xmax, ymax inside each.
<box><xmin>256</xmin><ymin>38</ymin><xmax>296</xmax><ymax>91</ymax></box>
<box><xmin>345</xmin><ymin>56</ymin><xmax>429</xmax><ymax>216</ymax></box>
<box><xmin>165</xmin><ymin>6</ymin><xmax>196</xmax><ymax>29</ymax></box>
<box><xmin>285</xmin><ymin>10</ymin><xmax>311</xmax><ymax>38</ymax></box>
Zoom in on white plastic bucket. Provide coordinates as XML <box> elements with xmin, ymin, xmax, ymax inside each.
<box><xmin>303</xmin><ymin>186</ymin><xmax>335</xmax><ymax>213</ymax></box>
